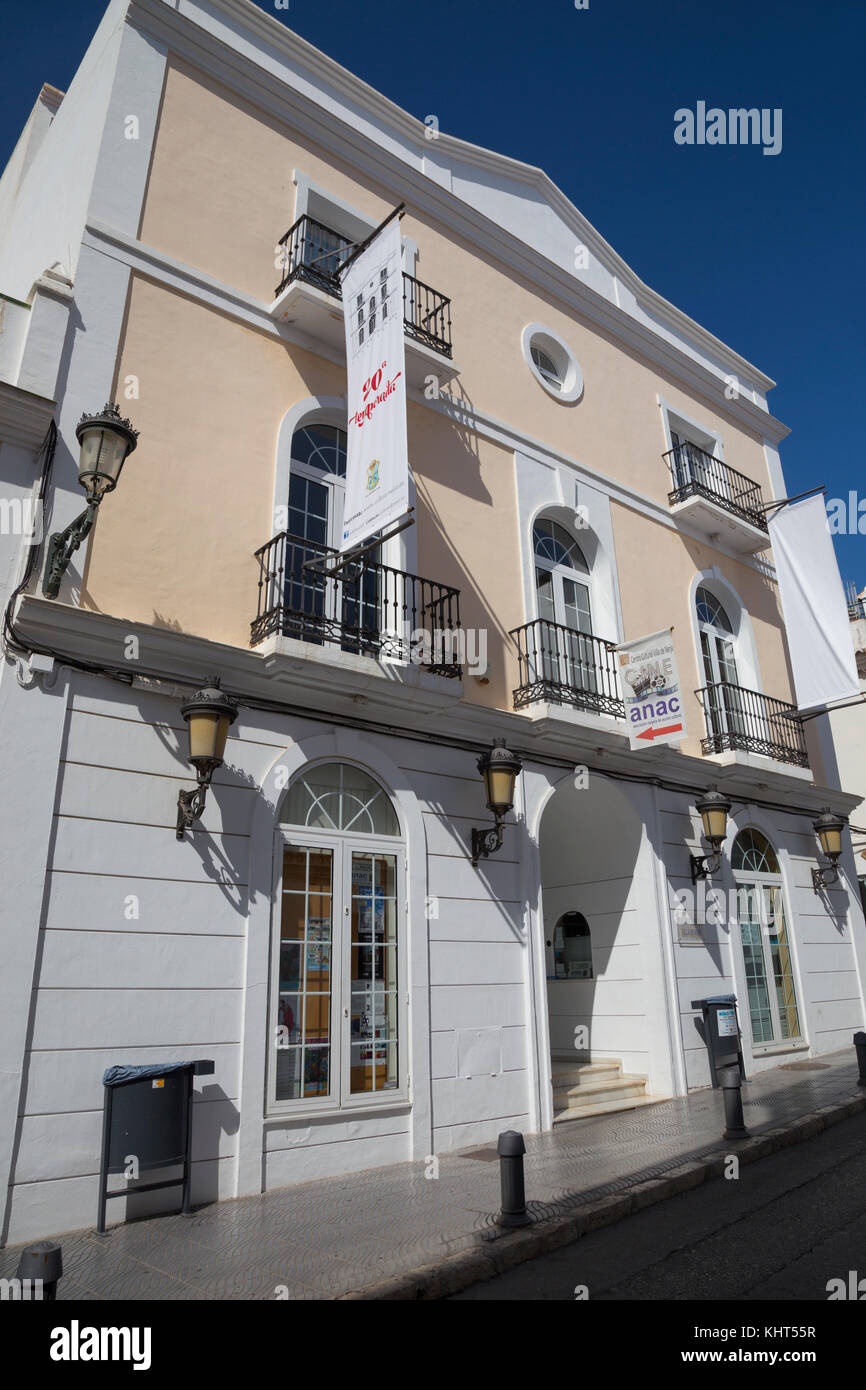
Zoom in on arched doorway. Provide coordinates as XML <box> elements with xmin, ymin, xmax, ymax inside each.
<box><xmin>269</xmin><ymin>761</ymin><xmax>404</xmax><ymax>1110</ymax></box>
<box><xmin>537</xmin><ymin>774</ymin><xmax>662</xmax><ymax>1117</ymax></box>
<box><xmin>732</xmin><ymin>827</ymin><xmax>801</xmax><ymax>1047</ymax></box>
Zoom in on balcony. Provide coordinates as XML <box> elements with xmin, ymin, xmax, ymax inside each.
<box><xmin>511</xmin><ymin>619</ymin><xmax>625</xmax><ymax>719</ymax></box>
<box><xmin>664</xmin><ymin>442</ymin><xmax>771</xmax><ymax>554</ymax></box>
<box><xmin>269</xmin><ymin>215</ymin><xmax>457</xmax><ymax>388</ymax></box>
<box><xmin>697</xmin><ymin>682</ymin><xmax>808</xmax><ymax>768</ymax></box>
<box><xmin>251</xmin><ymin>532</ymin><xmax>462</xmax><ymax>677</ymax></box>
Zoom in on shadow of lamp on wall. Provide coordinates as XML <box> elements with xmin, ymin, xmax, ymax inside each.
<box><xmin>176</xmin><ymin>677</ymin><xmax>239</xmax><ymax>840</ymax></box>
<box><xmin>42</xmin><ymin>403</ymin><xmax>139</xmax><ymax>599</ymax></box>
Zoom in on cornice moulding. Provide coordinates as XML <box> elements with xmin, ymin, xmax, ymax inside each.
<box><xmin>14</xmin><ymin>596</ymin><xmax>853</xmax><ymax>815</ymax></box>
<box><xmin>0</xmin><ymin>381</ymin><xmax>56</xmax><ymax>451</ymax></box>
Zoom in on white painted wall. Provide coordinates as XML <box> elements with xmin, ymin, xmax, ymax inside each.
<box><xmin>0</xmin><ymin>0</ymin><xmax>130</xmax><ymax>304</ymax></box>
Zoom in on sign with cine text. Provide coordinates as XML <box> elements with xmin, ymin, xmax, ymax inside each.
<box><xmin>617</xmin><ymin>628</ymin><xmax>686</xmax><ymax>750</ymax></box>
<box><xmin>339</xmin><ymin>218</ymin><xmax>409</xmax><ymax>551</ymax></box>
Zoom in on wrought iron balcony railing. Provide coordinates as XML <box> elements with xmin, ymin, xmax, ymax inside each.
<box><xmin>274</xmin><ymin>214</ymin><xmax>453</xmax><ymax>358</ymax></box>
<box><xmin>252</xmin><ymin>531</ymin><xmax>462</xmax><ymax>677</ymax></box>
<box><xmin>697</xmin><ymin>682</ymin><xmax>808</xmax><ymax>767</ymax></box>
<box><xmin>664</xmin><ymin>442</ymin><xmax>768</xmax><ymax>532</ymax></box>
<box><xmin>510</xmin><ymin>618</ymin><xmax>625</xmax><ymax>718</ymax></box>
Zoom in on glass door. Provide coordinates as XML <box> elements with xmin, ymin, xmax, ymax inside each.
<box><xmin>533</xmin><ymin>520</ymin><xmax>594</xmax><ymax>695</ymax></box>
<box><xmin>285</xmin><ymin>425</ymin><xmax>381</xmax><ymax>655</ymax></box>
<box><xmin>736</xmin><ymin>882</ymin><xmax>801</xmax><ymax>1046</ymax></box>
<box><xmin>272</xmin><ymin>838</ymin><xmax>403</xmax><ymax>1108</ymax></box>
<box><xmin>347</xmin><ymin>849</ymin><xmax>400</xmax><ymax>1094</ymax></box>
<box><xmin>276</xmin><ymin>845</ymin><xmax>335</xmax><ymax>1101</ymax></box>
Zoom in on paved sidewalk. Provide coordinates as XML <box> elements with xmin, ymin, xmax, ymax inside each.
<box><xmin>2</xmin><ymin>1050</ymin><xmax>864</xmax><ymax>1300</ymax></box>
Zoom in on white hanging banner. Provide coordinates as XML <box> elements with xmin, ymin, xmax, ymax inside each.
<box><xmin>768</xmin><ymin>495</ymin><xmax>860</xmax><ymax>712</ymax></box>
<box><xmin>339</xmin><ymin>219</ymin><xmax>409</xmax><ymax>552</ymax></box>
<box><xmin>616</xmin><ymin>627</ymin><xmax>686</xmax><ymax>749</ymax></box>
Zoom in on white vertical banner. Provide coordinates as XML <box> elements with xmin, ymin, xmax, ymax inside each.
<box><xmin>340</xmin><ymin>219</ymin><xmax>409</xmax><ymax>551</ymax></box>
<box><xmin>768</xmin><ymin>495</ymin><xmax>860</xmax><ymax>712</ymax></box>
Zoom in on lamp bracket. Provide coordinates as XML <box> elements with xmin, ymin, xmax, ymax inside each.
<box><xmin>811</xmin><ymin>862</ymin><xmax>840</xmax><ymax>891</ymax></box>
<box><xmin>691</xmin><ymin>850</ymin><xmax>721</xmax><ymax>883</ymax></box>
<box><xmin>42</xmin><ymin>499</ymin><xmax>100</xmax><ymax>599</ymax></box>
<box><xmin>471</xmin><ymin>818</ymin><xmax>505</xmax><ymax>867</ymax></box>
<box><xmin>177</xmin><ymin>783</ymin><xmax>208</xmax><ymax>840</ymax></box>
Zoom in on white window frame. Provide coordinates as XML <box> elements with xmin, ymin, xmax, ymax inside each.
<box><xmin>533</xmin><ymin>519</ymin><xmax>593</xmax><ymax>633</ymax></box>
<box><xmin>731</xmin><ymin>857</ymin><xmax>804</xmax><ymax>1056</ymax></box>
<box><xmin>267</xmin><ymin>821</ymin><xmax>408</xmax><ymax>1118</ymax></box>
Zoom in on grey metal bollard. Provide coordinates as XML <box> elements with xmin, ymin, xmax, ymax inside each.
<box><xmin>720</xmin><ymin>1065</ymin><xmax>748</xmax><ymax>1139</ymax></box>
<box><xmin>16</xmin><ymin>1240</ymin><xmax>63</xmax><ymax>1300</ymax></box>
<box><xmin>855</xmin><ymin>1032</ymin><xmax>866</xmax><ymax>1086</ymax></box>
<box><xmin>496</xmin><ymin>1129</ymin><xmax>531</xmax><ymax>1227</ymax></box>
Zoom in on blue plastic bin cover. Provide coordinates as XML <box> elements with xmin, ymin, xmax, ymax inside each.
<box><xmin>102</xmin><ymin>1062</ymin><xmax>194</xmax><ymax>1088</ymax></box>
<box><xmin>703</xmin><ymin>994</ymin><xmax>737</xmax><ymax>1005</ymax></box>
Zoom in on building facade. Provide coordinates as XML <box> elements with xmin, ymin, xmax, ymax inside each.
<box><xmin>1</xmin><ymin>0</ymin><xmax>864</xmax><ymax>1246</ymax></box>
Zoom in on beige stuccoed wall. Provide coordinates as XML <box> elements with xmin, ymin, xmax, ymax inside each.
<box><xmin>83</xmin><ymin>54</ymin><xmax>802</xmax><ymax>741</ymax></box>
<box><xmin>611</xmin><ymin>500</ymin><xmax>804</xmax><ymax>763</ymax></box>
<box><xmin>81</xmin><ymin>272</ymin><xmax>524</xmax><ymax>715</ymax></box>
<box><xmin>138</xmin><ymin>60</ymin><xmax>775</xmax><ymax>503</ymax></box>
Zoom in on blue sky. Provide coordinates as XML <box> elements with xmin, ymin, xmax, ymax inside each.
<box><xmin>2</xmin><ymin>0</ymin><xmax>863</xmax><ymax>585</ymax></box>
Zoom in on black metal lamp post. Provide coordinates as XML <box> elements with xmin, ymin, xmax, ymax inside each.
<box><xmin>176</xmin><ymin>677</ymin><xmax>238</xmax><ymax>839</ymax></box>
<box><xmin>811</xmin><ymin>808</ymin><xmax>846</xmax><ymax>890</ymax></box>
<box><xmin>42</xmin><ymin>403</ymin><xmax>139</xmax><ymax>599</ymax></box>
<box><xmin>690</xmin><ymin>786</ymin><xmax>732</xmax><ymax>882</ymax></box>
<box><xmin>471</xmin><ymin>737</ymin><xmax>522</xmax><ymax>866</ymax></box>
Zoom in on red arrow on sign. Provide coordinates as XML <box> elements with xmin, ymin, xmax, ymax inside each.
<box><xmin>636</xmin><ymin>723</ymin><xmax>683</xmax><ymax>741</ymax></box>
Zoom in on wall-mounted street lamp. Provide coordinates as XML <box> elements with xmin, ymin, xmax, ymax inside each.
<box><xmin>43</xmin><ymin>404</ymin><xmax>139</xmax><ymax>599</ymax></box>
<box><xmin>176</xmin><ymin>677</ymin><xmax>238</xmax><ymax>840</ymax></box>
<box><xmin>471</xmin><ymin>738</ymin><xmax>523</xmax><ymax>867</ymax></box>
<box><xmin>690</xmin><ymin>786</ymin><xmax>732</xmax><ymax>882</ymax></box>
<box><xmin>811</xmin><ymin>808</ymin><xmax>846</xmax><ymax>890</ymax></box>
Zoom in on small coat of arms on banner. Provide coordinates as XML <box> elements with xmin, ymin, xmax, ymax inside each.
<box><xmin>366</xmin><ymin>459</ymin><xmax>380</xmax><ymax>493</ymax></box>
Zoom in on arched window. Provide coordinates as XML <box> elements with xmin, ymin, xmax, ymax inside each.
<box><xmin>272</xmin><ymin>762</ymin><xmax>403</xmax><ymax>1109</ymax></box>
<box><xmin>552</xmin><ymin>911</ymin><xmax>593</xmax><ymax>979</ymax></box>
<box><xmin>732</xmin><ymin>827</ymin><xmax>779</xmax><ymax>875</ymax></box>
<box><xmin>696</xmin><ymin>584</ymin><xmax>746</xmax><ymax>745</ymax></box>
<box><xmin>731</xmin><ymin>828</ymin><xmax>800</xmax><ymax>1047</ymax></box>
<box><xmin>532</xmin><ymin>518</ymin><xmax>597</xmax><ymax>698</ymax></box>
<box><xmin>534</xmin><ymin>517</ymin><xmax>591</xmax><ymax>631</ymax></box>
<box><xmin>288</xmin><ymin>423</ymin><xmax>347</xmax><ymax>551</ymax></box>
<box><xmin>280</xmin><ymin>762</ymin><xmax>400</xmax><ymax>836</ymax></box>
<box><xmin>284</xmin><ymin>421</ymin><xmax>379</xmax><ymax>654</ymax></box>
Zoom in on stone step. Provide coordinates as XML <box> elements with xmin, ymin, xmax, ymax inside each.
<box><xmin>550</xmin><ymin>1060</ymin><xmax>623</xmax><ymax>1087</ymax></box>
<box><xmin>553</xmin><ymin>1075</ymin><xmax>648</xmax><ymax>1109</ymax></box>
<box><xmin>552</xmin><ymin>1094</ymin><xmax>663</xmax><ymax>1124</ymax></box>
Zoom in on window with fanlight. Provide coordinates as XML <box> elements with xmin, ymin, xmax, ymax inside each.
<box><xmin>732</xmin><ymin>827</ymin><xmax>801</xmax><ymax>1049</ymax></box>
<box><xmin>284</xmin><ymin>421</ymin><xmax>380</xmax><ymax>653</ymax></box>
<box><xmin>696</xmin><ymin>584</ymin><xmax>747</xmax><ymax>741</ymax></box>
<box><xmin>271</xmin><ymin>762</ymin><xmax>405</xmax><ymax>1112</ymax></box>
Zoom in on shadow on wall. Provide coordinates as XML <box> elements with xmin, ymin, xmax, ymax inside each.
<box><xmin>409</xmin><ymin>376</ymin><xmax>520</xmax><ymax>709</ymax></box>
<box><xmin>539</xmin><ymin>772</ymin><xmax>649</xmax><ymax>1059</ymax></box>
<box><xmin>118</xmin><ymin>1082</ymin><xmax>240</xmax><ymax>1224</ymax></box>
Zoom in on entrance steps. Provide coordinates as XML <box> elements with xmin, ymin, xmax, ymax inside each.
<box><xmin>551</xmin><ymin>1058</ymin><xmax>656</xmax><ymax>1124</ymax></box>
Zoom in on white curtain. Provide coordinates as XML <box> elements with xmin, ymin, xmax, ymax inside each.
<box><xmin>768</xmin><ymin>495</ymin><xmax>860</xmax><ymax>712</ymax></box>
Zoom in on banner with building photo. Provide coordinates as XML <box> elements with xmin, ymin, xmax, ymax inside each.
<box><xmin>339</xmin><ymin>218</ymin><xmax>410</xmax><ymax>552</ymax></box>
<box><xmin>768</xmin><ymin>494</ymin><xmax>860</xmax><ymax>712</ymax></box>
<box><xmin>617</xmin><ymin>627</ymin><xmax>686</xmax><ymax>750</ymax></box>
